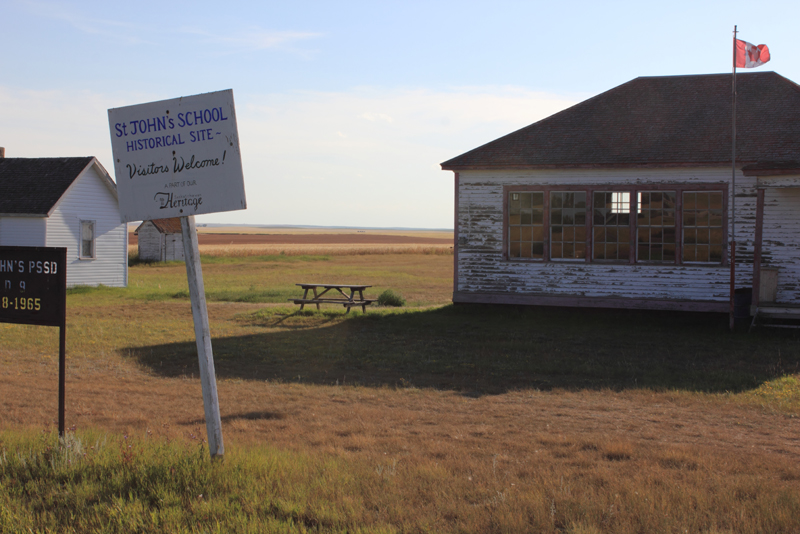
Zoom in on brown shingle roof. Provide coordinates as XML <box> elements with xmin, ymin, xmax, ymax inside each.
<box><xmin>0</xmin><ymin>157</ymin><xmax>94</xmax><ymax>215</ymax></box>
<box><xmin>441</xmin><ymin>72</ymin><xmax>800</xmax><ymax>170</ymax></box>
<box><xmin>136</xmin><ymin>218</ymin><xmax>183</xmax><ymax>234</ymax></box>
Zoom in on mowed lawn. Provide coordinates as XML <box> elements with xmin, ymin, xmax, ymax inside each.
<box><xmin>2</xmin><ymin>252</ymin><xmax>800</xmax><ymax>533</ymax></box>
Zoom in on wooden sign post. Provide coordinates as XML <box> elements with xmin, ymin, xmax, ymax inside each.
<box><xmin>0</xmin><ymin>246</ymin><xmax>67</xmax><ymax>435</ymax></box>
<box><xmin>181</xmin><ymin>215</ymin><xmax>224</xmax><ymax>456</ymax></box>
<box><xmin>109</xmin><ymin>90</ymin><xmax>247</xmax><ymax>459</ymax></box>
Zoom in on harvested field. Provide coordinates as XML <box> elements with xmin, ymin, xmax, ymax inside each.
<box><xmin>128</xmin><ymin>228</ymin><xmax>454</xmax><ymax>257</ymax></box>
<box><xmin>128</xmin><ymin>229</ymin><xmax>454</xmax><ymax>246</ymax></box>
<box><xmin>195</xmin><ymin>226</ymin><xmax>453</xmax><ymax>239</ymax></box>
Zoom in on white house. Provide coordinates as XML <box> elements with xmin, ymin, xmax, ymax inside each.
<box><xmin>135</xmin><ymin>218</ymin><xmax>184</xmax><ymax>262</ymax></box>
<box><xmin>441</xmin><ymin>72</ymin><xmax>800</xmax><ymax>317</ymax></box>
<box><xmin>0</xmin><ymin>154</ymin><xmax>128</xmax><ymax>287</ymax></box>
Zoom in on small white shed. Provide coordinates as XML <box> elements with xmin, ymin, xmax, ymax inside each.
<box><xmin>0</xmin><ymin>155</ymin><xmax>128</xmax><ymax>287</ymax></box>
<box><xmin>135</xmin><ymin>218</ymin><xmax>184</xmax><ymax>262</ymax></box>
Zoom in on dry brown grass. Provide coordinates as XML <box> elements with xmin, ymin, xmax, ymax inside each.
<box><xmin>2</xmin><ymin>250</ymin><xmax>800</xmax><ymax>531</ymax></box>
<box><xmin>2</xmin><ymin>323</ymin><xmax>799</xmax><ymax>532</ymax></box>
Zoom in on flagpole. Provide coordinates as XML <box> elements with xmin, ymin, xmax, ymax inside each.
<box><xmin>729</xmin><ymin>25</ymin><xmax>738</xmax><ymax>331</ymax></box>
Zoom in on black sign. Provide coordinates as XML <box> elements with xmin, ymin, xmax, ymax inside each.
<box><xmin>0</xmin><ymin>246</ymin><xmax>66</xmax><ymax>327</ymax></box>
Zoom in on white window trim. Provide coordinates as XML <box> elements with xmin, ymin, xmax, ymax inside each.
<box><xmin>79</xmin><ymin>220</ymin><xmax>96</xmax><ymax>260</ymax></box>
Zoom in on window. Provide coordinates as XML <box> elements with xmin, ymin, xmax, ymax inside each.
<box><xmin>683</xmin><ymin>191</ymin><xmax>724</xmax><ymax>263</ymax></box>
<box><xmin>505</xmin><ymin>186</ymin><xmax>725</xmax><ymax>265</ymax></box>
<box><xmin>80</xmin><ymin>220</ymin><xmax>95</xmax><ymax>259</ymax></box>
<box><xmin>593</xmin><ymin>192</ymin><xmax>630</xmax><ymax>261</ymax></box>
<box><xmin>509</xmin><ymin>192</ymin><xmax>544</xmax><ymax>259</ymax></box>
<box><xmin>550</xmin><ymin>192</ymin><xmax>586</xmax><ymax>260</ymax></box>
<box><xmin>637</xmin><ymin>191</ymin><xmax>676</xmax><ymax>262</ymax></box>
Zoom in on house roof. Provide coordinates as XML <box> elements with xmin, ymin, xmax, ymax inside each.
<box><xmin>441</xmin><ymin>71</ymin><xmax>800</xmax><ymax>171</ymax></box>
<box><xmin>0</xmin><ymin>157</ymin><xmax>113</xmax><ymax>216</ymax></box>
<box><xmin>135</xmin><ymin>218</ymin><xmax>183</xmax><ymax>235</ymax></box>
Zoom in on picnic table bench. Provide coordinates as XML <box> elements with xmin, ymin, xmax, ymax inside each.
<box><xmin>290</xmin><ymin>283</ymin><xmax>375</xmax><ymax>313</ymax></box>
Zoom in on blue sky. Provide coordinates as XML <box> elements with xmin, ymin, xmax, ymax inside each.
<box><xmin>2</xmin><ymin>0</ymin><xmax>798</xmax><ymax>228</ymax></box>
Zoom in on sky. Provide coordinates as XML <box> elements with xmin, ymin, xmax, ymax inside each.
<box><xmin>2</xmin><ymin>0</ymin><xmax>799</xmax><ymax>229</ymax></box>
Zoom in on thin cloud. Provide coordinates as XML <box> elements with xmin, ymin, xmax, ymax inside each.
<box><xmin>18</xmin><ymin>1</ymin><xmax>320</xmax><ymax>52</ymax></box>
<box><xmin>361</xmin><ymin>112</ymin><xmax>394</xmax><ymax>123</ymax></box>
<box><xmin>18</xmin><ymin>0</ymin><xmax>152</xmax><ymax>44</ymax></box>
<box><xmin>179</xmin><ymin>27</ymin><xmax>322</xmax><ymax>52</ymax></box>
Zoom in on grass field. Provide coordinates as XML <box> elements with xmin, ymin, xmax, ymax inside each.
<box><xmin>2</xmin><ymin>246</ymin><xmax>800</xmax><ymax>532</ymax></box>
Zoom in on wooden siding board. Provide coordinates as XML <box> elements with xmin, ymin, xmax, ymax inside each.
<box><xmin>165</xmin><ymin>234</ymin><xmax>185</xmax><ymax>261</ymax></box>
<box><xmin>455</xmin><ymin>167</ymin><xmax>759</xmax><ymax>306</ymax></box>
<box><xmin>0</xmin><ymin>217</ymin><xmax>47</xmax><ymax>246</ymax></box>
<box><xmin>761</xmin><ymin>187</ymin><xmax>800</xmax><ymax>303</ymax></box>
<box><xmin>453</xmin><ymin>291</ymin><xmax>729</xmax><ymax>313</ymax></box>
<box><xmin>46</xmin><ymin>166</ymin><xmax>127</xmax><ymax>287</ymax></box>
<box><xmin>137</xmin><ymin>222</ymin><xmax>184</xmax><ymax>261</ymax></box>
<box><xmin>137</xmin><ymin>222</ymin><xmax>164</xmax><ymax>261</ymax></box>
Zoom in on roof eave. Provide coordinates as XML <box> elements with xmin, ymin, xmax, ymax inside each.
<box><xmin>441</xmin><ymin>161</ymin><xmax>748</xmax><ymax>172</ymax></box>
<box><xmin>743</xmin><ymin>168</ymin><xmax>800</xmax><ymax>176</ymax></box>
<box><xmin>0</xmin><ymin>213</ymin><xmax>48</xmax><ymax>218</ymax></box>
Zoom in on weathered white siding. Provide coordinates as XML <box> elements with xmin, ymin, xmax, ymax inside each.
<box><xmin>46</xmin><ymin>165</ymin><xmax>127</xmax><ymax>287</ymax></box>
<box><xmin>761</xmin><ymin>185</ymin><xmax>800</xmax><ymax>303</ymax></box>
<box><xmin>0</xmin><ymin>217</ymin><xmax>47</xmax><ymax>246</ymax></box>
<box><xmin>137</xmin><ymin>222</ymin><xmax>164</xmax><ymax>261</ymax></box>
<box><xmin>455</xmin><ymin>167</ymin><xmax>758</xmax><ymax>308</ymax></box>
<box><xmin>164</xmin><ymin>233</ymin><xmax>184</xmax><ymax>261</ymax></box>
<box><xmin>137</xmin><ymin>222</ymin><xmax>184</xmax><ymax>262</ymax></box>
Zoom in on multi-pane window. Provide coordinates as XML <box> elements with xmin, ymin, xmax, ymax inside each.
<box><xmin>80</xmin><ymin>220</ymin><xmax>95</xmax><ymax>259</ymax></box>
<box><xmin>506</xmin><ymin>186</ymin><xmax>724</xmax><ymax>265</ymax></box>
<box><xmin>550</xmin><ymin>192</ymin><xmax>586</xmax><ymax>260</ymax></box>
<box><xmin>637</xmin><ymin>191</ymin><xmax>676</xmax><ymax>262</ymax></box>
<box><xmin>508</xmin><ymin>192</ymin><xmax>544</xmax><ymax>259</ymax></box>
<box><xmin>683</xmin><ymin>191</ymin><xmax>724</xmax><ymax>263</ymax></box>
<box><xmin>593</xmin><ymin>192</ymin><xmax>630</xmax><ymax>261</ymax></box>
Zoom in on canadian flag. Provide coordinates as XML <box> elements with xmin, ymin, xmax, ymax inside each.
<box><xmin>735</xmin><ymin>39</ymin><xmax>770</xmax><ymax>68</ymax></box>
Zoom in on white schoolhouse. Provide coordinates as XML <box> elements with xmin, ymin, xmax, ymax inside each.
<box><xmin>0</xmin><ymin>154</ymin><xmax>128</xmax><ymax>287</ymax></box>
<box><xmin>441</xmin><ymin>72</ymin><xmax>800</xmax><ymax>315</ymax></box>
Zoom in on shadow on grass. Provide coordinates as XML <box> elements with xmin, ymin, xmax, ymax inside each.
<box><xmin>183</xmin><ymin>411</ymin><xmax>286</xmax><ymax>425</ymax></box>
<box><xmin>123</xmin><ymin>305</ymin><xmax>800</xmax><ymax>395</ymax></box>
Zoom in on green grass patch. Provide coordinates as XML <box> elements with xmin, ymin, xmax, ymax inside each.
<box><xmin>3</xmin><ymin>426</ymin><xmax>800</xmax><ymax>533</ymax></box>
<box><xmin>377</xmin><ymin>289</ymin><xmax>405</xmax><ymax>307</ymax></box>
<box><xmin>740</xmin><ymin>374</ymin><xmax>800</xmax><ymax>411</ymax></box>
<box><xmin>170</xmin><ymin>287</ymin><xmax>291</xmax><ymax>303</ymax></box>
<box><xmin>0</xmin><ymin>429</ymin><xmax>386</xmax><ymax>533</ymax></box>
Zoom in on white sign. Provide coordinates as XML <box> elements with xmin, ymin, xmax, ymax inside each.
<box><xmin>108</xmin><ymin>90</ymin><xmax>246</xmax><ymax>222</ymax></box>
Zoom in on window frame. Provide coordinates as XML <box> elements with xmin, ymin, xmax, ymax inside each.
<box><xmin>502</xmin><ymin>184</ymin><xmax>728</xmax><ymax>266</ymax></box>
<box><xmin>79</xmin><ymin>220</ymin><xmax>97</xmax><ymax>260</ymax></box>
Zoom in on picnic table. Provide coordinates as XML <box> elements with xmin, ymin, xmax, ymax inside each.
<box><xmin>290</xmin><ymin>283</ymin><xmax>375</xmax><ymax>313</ymax></box>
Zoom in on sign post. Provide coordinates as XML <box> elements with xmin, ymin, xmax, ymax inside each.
<box><xmin>181</xmin><ymin>215</ymin><xmax>224</xmax><ymax>454</ymax></box>
<box><xmin>109</xmin><ymin>90</ymin><xmax>247</xmax><ymax>458</ymax></box>
<box><xmin>0</xmin><ymin>246</ymin><xmax>67</xmax><ymax>435</ymax></box>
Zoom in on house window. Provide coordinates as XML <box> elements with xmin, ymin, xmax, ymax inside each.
<box><xmin>509</xmin><ymin>192</ymin><xmax>544</xmax><ymax>259</ymax></box>
<box><xmin>505</xmin><ymin>186</ymin><xmax>725</xmax><ymax>265</ymax></box>
<box><xmin>550</xmin><ymin>192</ymin><xmax>586</xmax><ymax>260</ymax></box>
<box><xmin>637</xmin><ymin>191</ymin><xmax>676</xmax><ymax>262</ymax></box>
<box><xmin>80</xmin><ymin>220</ymin><xmax>95</xmax><ymax>259</ymax></box>
<box><xmin>683</xmin><ymin>191</ymin><xmax>724</xmax><ymax>263</ymax></box>
<box><xmin>593</xmin><ymin>191</ymin><xmax>631</xmax><ymax>261</ymax></box>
